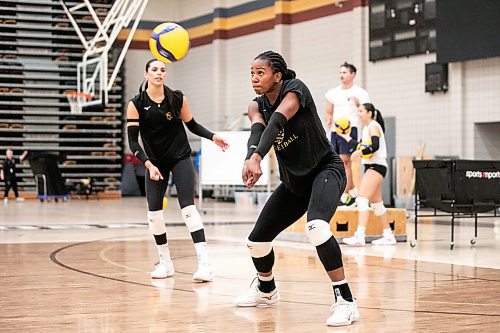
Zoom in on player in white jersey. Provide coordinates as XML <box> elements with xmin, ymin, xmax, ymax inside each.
<box><xmin>325</xmin><ymin>62</ymin><xmax>370</xmax><ymax>206</ymax></box>
<box><xmin>337</xmin><ymin>103</ymin><xmax>396</xmax><ymax>246</ymax></box>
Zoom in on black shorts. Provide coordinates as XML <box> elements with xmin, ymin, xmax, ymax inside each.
<box><xmin>331</xmin><ymin>127</ymin><xmax>358</xmax><ymax>155</ymax></box>
<box><xmin>364</xmin><ymin>164</ymin><xmax>387</xmax><ymax>177</ymax></box>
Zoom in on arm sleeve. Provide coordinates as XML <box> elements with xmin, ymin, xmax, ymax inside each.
<box><xmin>246</xmin><ymin>123</ymin><xmax>265</xmax><ymax>160</ymax></box>
<box><xmin>253</xmin><ymin>112</ymin><xmax>287</xmax><ymax>158</ymax></box>
<box><xmin>361</xmin><ymin>135</ymin><xmax>380</xmax><ymax>155</ymax></box>
<box><xmin>127</xmin><ymin>125</ymin><xmax>149</xmax><ymax>163</ymax></box>
<box><xmin>347</xmin><ymin>139</ymin><xmax>358</xmax><ymax>154</ymax></box>
<box><xmin>185</xmin><ymin>118</ymin><xmax>214</xmax><ymax>140</ymax></box>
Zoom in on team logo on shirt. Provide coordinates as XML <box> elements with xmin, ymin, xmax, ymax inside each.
<box><xmin>166</xmin><ymin>112</ymin><xmax>173</xmax><ymax>121</ymax></box>
<box><xmin>274</xmin><ymin>130</ymin><xmax>298</xmax><ymax>151</ymax></box>
<box><xmin>275</xmin><ymin>130</ymin><xmax>285</xmax><ymax>145</ymax></box>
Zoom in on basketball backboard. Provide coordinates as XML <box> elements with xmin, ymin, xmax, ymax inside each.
<box><xmin>59</xmin><ymin>0</ymin><xmax>149</xmax><ymax>106</ymax></box>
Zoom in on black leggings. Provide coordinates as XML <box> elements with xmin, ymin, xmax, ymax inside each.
<box><xmin>249</xmin><ymin>167</ymin><xmax>346</xmax><ymax>242</ymax></box>
<box><xmin>3</xmin><ymin>179</ymin><xmax>19</xmax><ymax>198</ymax></box>
<box><xmin>145</xmin><ymin>157</ymin><xmax>195</xmax><ymax>211</ymax></box>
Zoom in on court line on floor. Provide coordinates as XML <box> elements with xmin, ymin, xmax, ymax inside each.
<box><xmin>48</xmin><ymin>237</ymin><xmax>500</xmax><ymax>316</ymax></box>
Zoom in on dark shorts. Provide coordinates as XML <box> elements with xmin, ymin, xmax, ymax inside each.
<box><xmin>331</xmin><ymin>127</ymin><xmax>358</xmax><ymax>155</ymax></box>
<box><xmin>364</xmin><ymin>164</ymin><xmax>387</xmax><ymax>177</ymax></box>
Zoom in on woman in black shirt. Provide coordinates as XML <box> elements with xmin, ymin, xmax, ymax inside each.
<box><xmin>233</xmin><ymin>51</ymin><xmax>358</xmax><ymax>327</ymax></box>
<box><xmin>127</xmin><ymin>59</ymin><xmax>229</xmax><ymax>282</ymax></box>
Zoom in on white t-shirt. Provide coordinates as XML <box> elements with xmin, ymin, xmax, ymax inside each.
<box><xmin>325</xmin><ymin>84</ymin><xmax>370</xmax><ymax>130</ymax></box>
<box><xmin>361</xmin><ymin>120</ymin><xmax>387</xmax><ymax>167</ymax></box>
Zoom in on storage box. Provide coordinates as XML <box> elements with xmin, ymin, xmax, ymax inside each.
<box><xmin>283</xmin><ymin>208</ymin><xmax>407</xmax><ymax>242</ymax></box>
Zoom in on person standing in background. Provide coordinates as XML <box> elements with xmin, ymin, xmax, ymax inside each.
<box><xmin>325</xmin><ymin>62</ymin><xmax>370</xmax><ymax>206</ymax></box>
<box><xmin>338</xmin><ymin>103</ymin><xmax>396</xmax><ymax>246</ymax></box>
<box><xmin>1</xmin><ymin>149</ymin><xmax>28</xmax><ymax>203</ymax></box>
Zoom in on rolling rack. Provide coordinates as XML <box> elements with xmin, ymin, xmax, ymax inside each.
<box><xmin>30</xmin><ymin>152</ymin><xmax>69</xmax><ymax>202</ymax></box>
<box><xmin>412</xmin><ymin>159</ymin><xmax>500</xmax><ymax>249</ymax></box>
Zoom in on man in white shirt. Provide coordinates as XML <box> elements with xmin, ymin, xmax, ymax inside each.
<box><xmin>325</xmin><ymin>62</ymin><xmax>370</xmax><ymax>206</ymax></box>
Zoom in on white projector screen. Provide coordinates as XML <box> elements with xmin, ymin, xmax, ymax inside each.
<box><xmin>200</xmin><ymin>131</ymin><xmax>270</xmax><ymax>186</ymax></box>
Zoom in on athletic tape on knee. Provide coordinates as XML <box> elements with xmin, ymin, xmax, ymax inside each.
<box><xmin>147</xmin><ymin>210</ymin><xmax>166</xmax><ymax>235</ymax></box>
<box><xmin>247</xmin><ymin>240</ymin><xmax>273</xmax><ymax>258</ymax></box>
<box><xmin>371</xmin><ymin>201</ymin><xmax>386</xmax><ymax>216</ymax></box>
<box><xmin>305</xmin><ymin>219</ymin><xmax>332</xmax><ymax>246</ymax></box>
<box><xmin>355</xmin><ymin>196</ymin><xmax>370</xmax><ymax>211</ymax></box>
<box><xmin>181</xmin><ymin>205</ymin><xmax>203</xmax><ymax>232</ymax></box>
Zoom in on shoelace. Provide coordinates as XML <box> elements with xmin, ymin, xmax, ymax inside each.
<box><xmin>152</xmin><ymin>263</ymin><xmax>165</xmax><ymax>273</ymax></box>
<box><xmin>248</xmin><ymin>275</ymin><xmax>279</xmax><ymax>298</ymax></box>
<box><xmin>154</xmin><ymin>261</ymin><xmax>173</xmax><ymax>270</ymax></box>
<box><xmin>249</xmin><ymin>275</ymin><xmax>259</xmax><ymax>288</ymax></box>
<box><xmin>330</xmin><ymin>300</ymin><xmax>351</xmax><ymax>314</ymax></box>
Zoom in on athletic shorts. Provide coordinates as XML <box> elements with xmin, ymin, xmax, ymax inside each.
<box><xmin>364</xmin><ymin>163</ymin><xmax>387</xmax><ymax>177</ymax></box>
<box><xmin>331</xmin><ymin>127</ymin><xmax>358</xmax><ymax>155</ymax></box>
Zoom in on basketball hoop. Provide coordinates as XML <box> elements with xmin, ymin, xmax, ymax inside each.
<box><xmin>65</xmin><ymin>91</ymin><xmax>92</xmax><ymax>114</ymax></box>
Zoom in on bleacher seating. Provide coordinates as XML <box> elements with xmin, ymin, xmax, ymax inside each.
<box><xmin>0</xmin><ymin>0</ymin><xmax>123</xmax><ymax>197</ymax></box>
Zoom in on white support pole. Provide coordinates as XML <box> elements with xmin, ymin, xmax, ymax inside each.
<box><xmin>107</xmin><ymin>0</ymin><xmax>149</xmax><ymax>92</ymax></box>
<box><xmin>59</xmin><ymin>0</ymin><xmax>149</xmax><ymax>105</ymax></box>
<box><xmin>59</xmin><ymin>0</ymin><xmax>88</xmax><ymax>48</ymax></box>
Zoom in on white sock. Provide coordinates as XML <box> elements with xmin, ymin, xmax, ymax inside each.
<box><xmin>356</xmin><ymin>226</ymin><xmax>366</xmax><ymax>236</ymax></box>
<box><xmin>331</xmin><ymin>279</ymin><xmax>348</xmax><ymax>286</ymax></box>
<box><xmin>194</xmin><ymin>242</ymin><xmax>209</xmax><ymax>264</ymax></box>
<box><xmin>258</xmin><ymin>274</ymin><xmax>274</xmax><ymax>281</ymax></box>
<box><xmin>348</xmin><ymin>188</ymin><xmax>358</xmax><ymax>198</ymax></box>
<box><xmin>340</xmin><ymin>193</ymin><xmax>349</xmax><ymax>203</ymax></box>
<box><xmin>383</xmin><ymin>228</ymin><xmax>393</xmax><ymax>238</ymax></box>
<box><xmin>158</xmin><ymin>244</ymin><xmax>171</xmax><ymax>263</ymax></box>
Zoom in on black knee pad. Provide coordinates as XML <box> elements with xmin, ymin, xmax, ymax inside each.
<box><xmin>153</xmin><ymin>233</ymin><xmax>167</xmax><ymax>245</ymax></box>
<box><xmin>191</xmin><ymin>229</ymin><xmax>206</xmax><ymax>243</ymax></box>
<box><xmin>316</xmin><ymin>236</ymin><xmax>343</xmax><ymax>271</ymax></box>
<box><xmin>251</xmin><ymin>249</ymin><xmax>275</xmax><ymax>273</ymax></box>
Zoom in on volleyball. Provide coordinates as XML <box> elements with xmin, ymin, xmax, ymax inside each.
<box><xmin>357</xmin><ymin>139</ymin><xmax>373</xmax><ymax>159</ymax></box>
<box><xmin>149</xmin><ymin>22</ymin><xmax>190</xmax><ymax>63</ymax></box>
<box><xmin>335</xmin><ymin>117</ymin><xmax>351</xmax><ymax>134</ymax></box>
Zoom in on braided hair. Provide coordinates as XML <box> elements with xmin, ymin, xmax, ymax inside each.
<box><xmin>254</xmin><ymin>51</ymin><xmax>296</xmax><ymax>80</ymax></box>
<box><xmin>362</xmin><ymin>103</ymin><xmax>385</xmax><ymax>133</ymax></box>
<box><xmin>139</xmin><ymin>59</ymin><xmax>177</xmax><ymax>117</ymax></box>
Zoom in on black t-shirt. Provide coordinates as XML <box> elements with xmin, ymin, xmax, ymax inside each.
<box><xmin>130</xmin><ymin>87</ymin><xmax>191</xmax><ymax>169</ymax></box>
<box><xmin>254</xmin><ymin>79</ymin><xmax>343</xmax><ymax>193</ymax></box>
<box><xmin>2</xmin><ymin>158</ymin><xmax>17</xmax><ymax>180</ymax></box>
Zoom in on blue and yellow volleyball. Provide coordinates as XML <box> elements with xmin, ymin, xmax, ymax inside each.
<box><xmin>149</xmin><ymin>22</ymin><xmax>190</xmax><ymax>63</ymax></box>
<box><xmin>357</xmin><ymin>139</ymin><xmax>373</xmax><ymax>159</ymax></box>
<box><xmin>335</xmin><ymin>117</ymin><xmax>351</xmax><ymax>134</ymax></box>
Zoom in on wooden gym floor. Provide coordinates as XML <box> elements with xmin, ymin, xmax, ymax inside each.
<box><xmin>1</xmin><ymin>198</ymin><xmax>500</xmax><ymax>332</ymax></box>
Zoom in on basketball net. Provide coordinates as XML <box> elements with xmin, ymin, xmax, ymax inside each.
<box><xmin>65</xmin><ymin>91</ymin><xmax>92</xmax><ymax>114</ymax></box>
<box><xmin>59</xmin><ymin>0</ymin><xmax>149</xmax><ymax>105</ymax></box>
